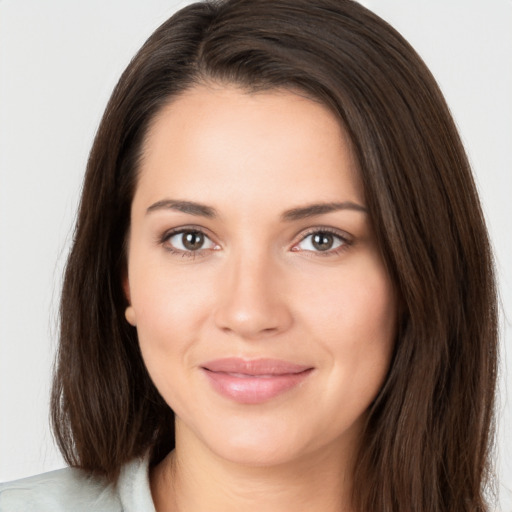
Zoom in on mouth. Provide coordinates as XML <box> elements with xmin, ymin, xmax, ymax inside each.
<box><xmin>201</xmin><ymin>358</ymin><xmax>314</xmax><ymax>404</ymax></box>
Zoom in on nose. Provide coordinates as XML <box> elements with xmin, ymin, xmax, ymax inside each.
<box><xmin>213</xmin><ymin>250</ymin><xmax>293</xmax><ymax>340</ymax></box>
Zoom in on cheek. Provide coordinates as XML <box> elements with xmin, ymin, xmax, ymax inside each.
<box><xmin>300</xmin><ymin>253</ymin><xmax>396</xmax><ymax>387</ymax></box>
<box><xmin>131</xmin><ymin>258</ymin><xmax>210</xmax><ymax>329</ymax></box>
<box><xmin>128</xmin><ymin>262</ymin><xmax>212</xmax><ymax>383</ymax></box>
<box><xmin>307</xmin><ymin>260</ymin><xmax>394</xmax><ymax>337</ymax></box>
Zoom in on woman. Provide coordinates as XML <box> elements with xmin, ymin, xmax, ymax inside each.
<box><xmin>0</xmin><ymin>0</ymin><xmax>498</xmax><ymax>511</ymax></box>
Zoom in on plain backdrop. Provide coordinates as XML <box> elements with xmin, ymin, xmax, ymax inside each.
<box><xmin>0</xmin><ymin>0</ymin><xmax>511</xmax><ymax>509</ymax></box>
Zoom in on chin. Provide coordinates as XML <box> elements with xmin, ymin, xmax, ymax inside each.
<box><xmin>179</xmin><ymin>411</ymin><xmax>310</xmax><ymax>467</ymax></box>
<box><xmin>212</xmin><ymin>436</ymin><xmax>304</xmax><ymax>468</ymax></box>
<box><xmin>190</xmin><ymin>412</ymin><xmax>354</xmax><ymax>469</ymax></box>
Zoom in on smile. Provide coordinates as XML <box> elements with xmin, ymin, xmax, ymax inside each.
<box><xmin>201</xmin><ymin>358</ymin><xmax>314</xmax><ymax>404</ymax></box>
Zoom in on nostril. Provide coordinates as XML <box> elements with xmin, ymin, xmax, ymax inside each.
<box><xmin>212</xmin><ymin>262</ymin><xmax>294</xmax><ymax>338</ymax></box>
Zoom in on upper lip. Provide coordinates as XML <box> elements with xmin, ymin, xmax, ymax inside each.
<box><xmin>201</xmin><ymin>358</ymin><xmax>312</xmax><ymax>376</ymax></box>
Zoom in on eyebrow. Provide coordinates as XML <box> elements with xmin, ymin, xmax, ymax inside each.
<box><xmin>146</xmin><ymin>199</ymin><xmax>218</xmax><ymax>218</ymax></box>
<box><xmin>281</xmin><ymin>201</ymin><xmax>367</xmax><ymax>221</ymax></box>
<box><xmin>145</xmin><ymin>199</ymin><xmax>367</xmax><ymax>220</ymax></box>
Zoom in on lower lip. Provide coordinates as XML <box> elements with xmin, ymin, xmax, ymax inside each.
<box><xmin>202</xmin><ymin>368</ymin><xmax>313</xmax><ymax>404</ymax></box>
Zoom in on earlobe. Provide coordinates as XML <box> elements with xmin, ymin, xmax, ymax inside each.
<box><xmin>125</xmin><ymin>305</ymin><xmax>137</xmax><ymax>326</ymax></box>
<box><xmin>122</xmin><ymin>273</ymin><xmax>136</xmax><ymax>326</ymax></box>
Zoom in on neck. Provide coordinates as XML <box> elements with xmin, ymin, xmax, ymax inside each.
<box><xmin>150</xmin><ymin>422</ymin><xmax>357</xmax><ymax>512</ymax></box>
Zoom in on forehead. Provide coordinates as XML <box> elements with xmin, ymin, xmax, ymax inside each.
<box><xmin>134</xmin><ymin>84</ymin><xmax>364</xmax><ymax>213</ymax></box>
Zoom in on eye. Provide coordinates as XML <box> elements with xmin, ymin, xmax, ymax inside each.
<box><xmin>293</xmin><ymin>230</ymin><xmax>349</xmax><ymax>253</ymax></box>
<box><xmin>164</xmin><ymin>229</ymin><xmax>218</xmax><ymax>253</ymax></box>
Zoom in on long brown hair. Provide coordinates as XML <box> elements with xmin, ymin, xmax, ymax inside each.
<box><xmin>51</xmin><ymin>1</ymin><xmax>498</xmax><ymax>510</ymax></box>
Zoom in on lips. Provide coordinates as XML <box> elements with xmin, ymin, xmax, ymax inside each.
<box><xmin>201</xmin><ymin>358</ymin><xmax>313</xmax><ymax>404</ymax></box>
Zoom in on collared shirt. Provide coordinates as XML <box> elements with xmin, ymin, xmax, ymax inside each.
<box><xmin>0</xmin><ymin>454</ymin><xmax>155</xmax><ymax>512</ymax></box>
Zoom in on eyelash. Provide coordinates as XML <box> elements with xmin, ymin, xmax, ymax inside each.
<box><xmin>291</xmin><ymin>227</ymin><xmax>352</xmax><ymax>257</ymax></box>
<box><xmin>159</xmin><ymin>226</ymin><xmax>352</xmax><ymax>259</ymax></box>
<box><xmin>159</xmin><ymin>227</ymin><xmax>218</xmax><ymax>259</ymax></box>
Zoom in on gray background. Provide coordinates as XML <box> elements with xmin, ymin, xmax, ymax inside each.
<box><xmin>0</xmin><ymin>0</ymin><xmax>510</xmax><ymax>509</ymax></box>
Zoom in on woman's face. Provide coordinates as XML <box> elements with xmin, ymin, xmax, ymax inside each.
<box><xmin>125</xmin><ymin>85</ymin><xmax>396</xmax><ymax>467</ymax></box>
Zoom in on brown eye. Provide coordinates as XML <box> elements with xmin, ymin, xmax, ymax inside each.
<box><xmin>182</xmin><ymin>231</ymin><xmax>205</xmax><ymax>250</ymax></box>
<box><xmin>311</xmin><ymin>233</ymin><xmax>334</xmax><ymax>251</ymax></box>
<box><xmin>294</xmin><ymin>230</ymin><xmax>347</xmax><ymax>254</ymax></box>
<box><xmin>166</xmin><ymin>230</ymin><xmax>217</xmax><ymax>252</ymax></box>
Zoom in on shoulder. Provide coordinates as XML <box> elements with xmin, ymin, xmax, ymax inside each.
<box><xmin>0</xmin><ymin>454</ymin><xmax>154</xmax><ymax>512</ymax></box>
<box><xmin>0</xmin><ymin>466</ymin><xmax>120</xmax><ymax>512</ymax></box>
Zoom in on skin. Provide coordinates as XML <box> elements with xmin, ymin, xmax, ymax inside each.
<box><xmin>124</xmin><ymin>84</ymin><xmax>397</xmax><ymax>512</ymax></box>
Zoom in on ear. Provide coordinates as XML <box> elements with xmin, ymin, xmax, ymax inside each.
<box><xmin>122</xmin><ymin>273</ymin><xmax>137</xmax><ymax>326</ymax></box>
<box><xmin>125</xmin><ymin>305</ymin><xmax>137</xmax><ymax>326</ymax></box>
<box><xmin>122</xmin><ymin>272</ymin><xmax>131</xmax><ymax>303</ymax></box>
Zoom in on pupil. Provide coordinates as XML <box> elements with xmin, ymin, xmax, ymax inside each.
<box><xmin>312</xmin><ymin>233</ymin><xmax>333</xmax><ymax>251</ymax></box>
<box><xmin>183</xmin><ymin>232</ymin><xmax>204</xmax><ymax>250</ymax></box>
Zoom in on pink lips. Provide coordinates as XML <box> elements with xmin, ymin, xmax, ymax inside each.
<box><xmin>201</xmin><ymin>358</ymin><xmax>313</xmax><ymax>404</ymax></box>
